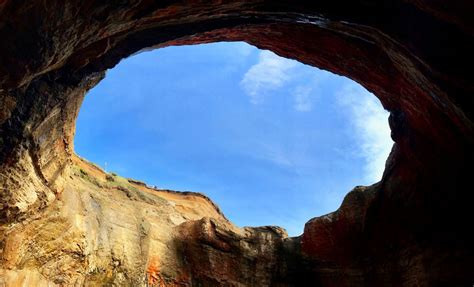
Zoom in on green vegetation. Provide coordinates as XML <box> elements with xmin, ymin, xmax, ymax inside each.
<box><xmin>72</xmin><ymin>165</ymin><xmax>103</xmax><ymax>187</ymax></box>
<box><xmin>71</xmin><ymin>163</ymin><xmax>166</xmax><ymax>205</ymax></box>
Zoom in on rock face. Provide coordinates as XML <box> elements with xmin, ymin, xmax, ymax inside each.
<box><xmin>1</xmin><ymin>156</ymin><xmax>293</xmax><ymax>286</ymax></box>
<box><xmin>0</xmin><ymin>1</ymin><xmax>473</xmax><ymax>286</ymax></box>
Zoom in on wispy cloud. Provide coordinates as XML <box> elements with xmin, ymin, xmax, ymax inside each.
<box><xmin>293</xmin><ymin>86</ymin><xmax>314</xmax><ymax>112</ymax></box>
<box><xmin>337</xmin><ymin>84</ymin><xmax>393</xmax><ymax>183</ymax></box>
<box><xmin>240</xmin><ymin>50</ymin><xmax>324</xmax><ymax>112</ymax></box>
<box><xmin>253</xmin><ymin>142</ymin><xmax>294</xmax><ymax>167</ymax></box>
<box><xmin>234</xmin><ymin>42</ymin><xmax>254</xmax><ymax>57</ymax></box>
<box><xmin>240</xmin><ymin>50</ymin><xmax>297</xmax><ymax>104</ymax></box>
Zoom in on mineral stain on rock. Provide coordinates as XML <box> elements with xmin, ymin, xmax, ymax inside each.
<box><xmin>1</xmin><ymin>155</ymin><xmax>295</xmax><ymax>286</ymax></box>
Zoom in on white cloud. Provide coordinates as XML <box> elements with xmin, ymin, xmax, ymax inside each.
<box><xmin>240</xmin><ymin>50</ymin><xmax>297</xmax><ymax>104</ymax></box>
<box><xmin>234</xmin><ymin>42</ymin><xmax>254</xmax><ymax>58</ymax></box>
<box><xmin>293</xmin><ymin>86</ymin><xmax>314</xmax><ymax>112</ymax></box>
<box><xmin>254</xmin><ymin>142</ymin><xmax>293</xmax><ymax>167</ymax></box>
<box><xmin>337</xmin><ymin>84</ymin><xmax>393</xmax><ymax>183</ymax></box>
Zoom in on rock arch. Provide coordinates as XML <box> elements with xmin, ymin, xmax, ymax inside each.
<box><xmin>0</xmin><ymin>1</ymin><xmax>472</xmax><ymax>286</ymax></box>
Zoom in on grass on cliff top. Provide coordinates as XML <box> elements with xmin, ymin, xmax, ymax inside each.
<box><xmin>71</xmin><ymin>164</ymin><xmax>167</xmax><ymax>205</ymax></box>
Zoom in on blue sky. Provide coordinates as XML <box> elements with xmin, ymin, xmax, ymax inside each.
<box><xmin>75</xmin><ymin>42</ymin><xmax>392</xmax><ymax>236</ymax></box>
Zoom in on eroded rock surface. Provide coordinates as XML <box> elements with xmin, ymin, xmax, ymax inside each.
<box><xmin>1</xmin><ymin>1</ymin><xmax>473</xmax><ymax>286</ymax></box>
<box><xmin>1</xmin><ymin>156</ymin><xmax>293</xmax><ymax>286</ymax></box>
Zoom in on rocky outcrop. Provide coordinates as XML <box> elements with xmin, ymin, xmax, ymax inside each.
<box><xmin>1</xmin><ymin>1</ymin><xmax>473</xmax><ymax>286</ymax></box>
<box><xmin>1</xmin><ymin>156</ymin><xmax>294</xmax><ymax>286</ymax></box>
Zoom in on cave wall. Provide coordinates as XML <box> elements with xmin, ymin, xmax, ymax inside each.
<box><xmin>1</xmin><ymin>1</ymin><xmax>473</xmax><ymax>286</ymax></box>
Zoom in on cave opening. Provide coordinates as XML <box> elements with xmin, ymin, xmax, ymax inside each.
<box><xmin>74</xmin><ymin>41</ymin><xmax>392</xmax><ymax>236</ymax></box>
<box><xmin>2</xmin><ymin>2</ymin><xmax>472</xmax><ymax>285</ymax></box>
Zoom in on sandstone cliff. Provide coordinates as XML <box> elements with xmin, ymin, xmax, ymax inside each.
<box><xmin>0</xmin><ymin>155</ymin><xmax>295</xmax><ymax>286</ymax></box>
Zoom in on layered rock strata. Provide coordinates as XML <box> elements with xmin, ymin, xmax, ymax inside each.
<box><xmin>1</xmin><ymin>156</ymin><xmax>295</xmax><ymax>286</ymax></box>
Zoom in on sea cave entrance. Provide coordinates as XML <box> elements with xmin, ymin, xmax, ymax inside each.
<box><xmin>74</xmin><ymin>42</ymin><xmax>392</xmax><ymax>236</ymax></box>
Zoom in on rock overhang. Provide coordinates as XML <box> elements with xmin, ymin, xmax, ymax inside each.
<box><xmin>0</xmin><ymin>1</ymin><xmax>473</xmax><ymax>286</ymax></box>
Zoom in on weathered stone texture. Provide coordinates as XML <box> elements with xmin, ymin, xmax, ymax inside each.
<box><xmin>1</xmin><ymin>1</ymin><xmax>473</xmax><ymax>286</ymax></box>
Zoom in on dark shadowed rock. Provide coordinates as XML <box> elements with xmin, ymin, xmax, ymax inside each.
<box><xmin>0</xmin><ymin>1</ymin><xmax>473</xmax><ymax>286</ymax></box>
